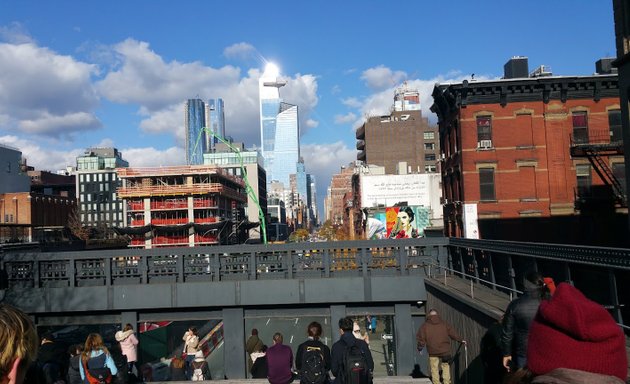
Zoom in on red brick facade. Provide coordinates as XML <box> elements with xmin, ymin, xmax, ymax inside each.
<box><xmin>432</xmin><ymin>74</ymin><xmax>623</xmax><ymax>238</ymax></box>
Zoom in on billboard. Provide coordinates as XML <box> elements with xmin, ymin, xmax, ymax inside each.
<box><xmin>366</xmin><ymin>205</ymin><xmax>430</xmax><ymax>239</ymax></box>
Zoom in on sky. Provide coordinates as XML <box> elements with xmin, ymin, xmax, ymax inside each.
<box><xmin>0</xmin><ymin>1</ymin><xmax>616</xmax><ymax>219</ymax></box>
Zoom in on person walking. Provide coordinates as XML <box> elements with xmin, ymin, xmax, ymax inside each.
<box><xmin>416</xmin><ymin>309</ymin><xmax>466</xmax><ymax>384</ymax></box>
<box><xmin>296</xmin><ymin>321</ymin><xmax>331</xmax><ymax>384</ymax></box>
<box><xmin>501</xmin><ymin>271</ymin><xmax>546</xmax><ymax>372</ymax></box>
<box><xmin>266</xmin><ymin>332</ymin><xmax>294</xmax><ymax>384</ymax></box>
<box><xmin>115</xmin><ymin>323</ymin><xmax>139</xmax><ymax>376</ymax></box>
<box><xmin>331</xmin><ymin>317</ymin><xmax>373</xmax><ymax>384</ymax></box>
<box><xmin>79</xmin><ymin>333</ymin><xmax>118</xmax><ymax>383</ymax></box>
<box><xmin>181</xmin><ymin>327</ymin><xmax>199</xmax><ymax>380</ymax></box>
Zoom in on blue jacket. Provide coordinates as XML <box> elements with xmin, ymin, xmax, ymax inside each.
<box><xmin>78</xmin><ymin>350</ymin><xmax>118</xmax><ymax>382</ymax></box>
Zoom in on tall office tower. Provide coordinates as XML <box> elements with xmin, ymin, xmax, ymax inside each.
<box><xmin>185</xmin><ymin>98</ymin><xmax>206</xmax><ymax>165</ymax></box>
<box><xmin>76</xmin><ymin>147</ymin><xmax>129</xmax><ymax>229</ymax></box>
<box><xmin>205</xmin><ymin>98</ymin><xmax>226</xmax><ymax>152</ymax></box>
<box><xmin>306</xmin><ymin>173</ymin><xmax>318</xmax><ymax>225</ymax></box>
<box><xmin>295</xmin><ymin>160</ymin><xmax>308</xmax><ymax>205</ymax></box>
<box><xmin>259</xmin><ymin>64</ymin><xmax>300</xmax><ymax>188</ymax></box>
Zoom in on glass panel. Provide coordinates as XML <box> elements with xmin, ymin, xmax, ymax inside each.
<box><xmin>479</xmin><ymin>168</ymin><xmax>496</xmax><ymax>201</ymax></box>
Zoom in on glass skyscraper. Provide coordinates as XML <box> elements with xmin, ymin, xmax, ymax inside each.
<box><xmin>185</xmin><ymin>98</ymin><xmax>206</xmax><ymax>165</ymax></box>
<box><xmin>259</xmin><ymin>65</ymin><xmax>299</xmax><ymax>188</ymax></box>
<box><xmin>205</xmin><ymin>98</ymin><xmax>225</xmax><ymax>152</ymax></box>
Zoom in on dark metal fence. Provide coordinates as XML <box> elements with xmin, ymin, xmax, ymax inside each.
<box><xmin>2</xmin><ymin>237</ymin><xmax>629</xmax><ymax>329</ymax></box>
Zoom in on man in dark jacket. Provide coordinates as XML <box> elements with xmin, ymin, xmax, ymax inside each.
<box><xmin>37</xmin><ymin>332</ymin><xmax>68</xmax><ymax>384</ymax></box>
<box><xmin>416</xmin><ymin>309</ymin><xmax>465</xmax><ymax>384</ymax></box>
<box><xmin>501</xmin><ymin>271</ymin><xmax>545</xmax><ymax>372</ymax></box>
<box><xmin>331</xmin><ymin>317</ymin><xmax>373</xmax><ymax>384</ymax></box>
<box><xmin>296</xmin><ymin>321</ymin><xmax>331</xmax><ymax>383</ymax></box>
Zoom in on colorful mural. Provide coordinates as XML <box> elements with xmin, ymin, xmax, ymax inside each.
<box><xmin>366</xmin><ymin>206</ymin><xmax>430</xmax><ymax>239</ymax></box>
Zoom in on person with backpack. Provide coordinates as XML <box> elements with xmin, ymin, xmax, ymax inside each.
<box><xmin>296</xmin><ymin>321</ymin><xmax>331</xmax><ymax>384</ymax></box>
<box><xmin>331</xmin><ymin>317</ymin><xmax>374</xmax><ymax>384</ymax></box>
<box><xmin>416</xmin><ymin>309</ymin><xmax>466</xmax><ymax>384</ymax></box>
<box><xmin>189</xmin><ymin>351</ymin><xmax>210</xmax><ymax>381</ymax></box>
<box><xmin>79</xmin><ymin>333</ymin><xmax>118</xmax><ymax>384</ymax></box>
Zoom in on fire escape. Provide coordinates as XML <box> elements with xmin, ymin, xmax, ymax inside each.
<box><xmin>570</xmin><ymin>131</ymin><xmax>626</xmax><ymax>209</ymax></box>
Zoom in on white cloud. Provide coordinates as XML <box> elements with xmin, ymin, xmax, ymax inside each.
<box><xmin>95</xmin><ymin>40</ymin><xmax>319</xmax><ymax>147</ymax></box>
<box><xmin>0</xmin><ymin>22</ymin><xmax>34</xmax><ymax>44</ymax></box>
<box><xmin>305</xmin><ymin>119</ymin><xmax>319</xmax><ymax>128</ymax></box>
<box><xmin>223</xmin><ymin>42</ymin><xmax>258</xmax><ymax>61</ymax></box>
<box><xmin>0</xmin><ymin>135</ymin><xmax>83</xmax><ymax>171</ymax></box>
<box><xmin>334</xmin><ymin>112</ymin><xmax>357</xmax><ymax>124</ymax></box>
<box><xmin>341</xmin><ymin>97</ymin><xmax>362</xmax><ymax>109</ymax></box>
<box><xmin>0</xmin><ymin>42</ymin><xmax>101</xmax><ymax>138</ymax></box>
<box><xmin>120</xmin><ymin>146</ymin><xmax>185</xmax><ymax>167</ymax></box>
<box><xmin>361</xmin><ymin>65</ymin><xmax>407</xmax><ymax>90</ymax></box>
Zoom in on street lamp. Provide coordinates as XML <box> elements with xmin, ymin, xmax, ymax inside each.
<box><xmin>192</xmin><ymin>128</ymin><xmax>268</xmax><ymax>244</ymax></box>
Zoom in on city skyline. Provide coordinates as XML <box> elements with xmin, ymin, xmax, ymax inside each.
<box><xmin>0</xmin><ymin>1</ymin><xmax>616</xmax><ymax>217</ymax></box>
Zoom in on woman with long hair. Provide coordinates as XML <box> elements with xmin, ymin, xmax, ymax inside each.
<box><xmin>115</xmin><ymin>323</ymin><xmax>139</xmax><ymax>375</ymax></box>
<box><xmin>79</xmin><ymin>333</ymin><xmax>118</xmax><ymax>383</ymax></box>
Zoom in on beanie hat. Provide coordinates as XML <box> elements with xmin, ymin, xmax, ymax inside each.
<box><xmin>527</xmin><ymin>283</ymin><xmax>627</xmax><ymax>381</ymax></box>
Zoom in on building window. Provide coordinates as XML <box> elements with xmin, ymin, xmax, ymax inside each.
<box><xmin>609</xmin><ymin>109</ymin><xmax>622</xmax><ymax>143</ymax></box>
<box><xmin>424</xmin><ymin>143</ymin><xmax>435</xmax><ymax>150</ymax></box>
<box><xmin>425</xmin><ymin>164</ymin><xmax>437</xmax><ymax>173</ymax></box>
<box><xmin>476</xmin><ymin>116</ymin><xmax>492</xmax><ymax>143</ymax></box>
<box><xmin>425</xmin><ymin>154</ymin><xmax>436</xmax><ymax>162</ymax></box>
<box><xmin>424</xmin><ymin>131</ymin><xmax>435</xmax><ymax>140</ymax></box>
<box><xmin>612</xmin><ymin>162</ymin><xmax>626</xmax><ymax>194</ymax></box>
<box><xmin>576</xmin><ymin>164</ymin><xmax>591</xmax><ymax>195</ymax></box>
<box><xmin>572</xmin><ymin>111</ymin><xmax>589</xmax><ymax>144</ymax></box>
<box><xmin>479</xmin><ymin>168</ymin><xmax>496</xmax><ymax>201</ymax></box>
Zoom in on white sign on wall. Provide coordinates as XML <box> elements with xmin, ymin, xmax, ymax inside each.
<box><xmin>360</xmin><ymin>174</ymin><xmax>431</xmax><ymax>208</ymax></box>
<box><xmin>463</xmin><ymin>203</ymin><xmax>480</xmax><ymax>239</ymax></box>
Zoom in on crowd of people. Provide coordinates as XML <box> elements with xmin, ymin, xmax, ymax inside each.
<box><xmin>0</xmin><ymin>273</ymin><xmax>627</xmax><ymax>384</ymax></box>
<box><xmin>416</xmin><ymin>271</ymin><xmax>628</xmax><ymax>384</ymax></box>
<box><xmin>246</xmin><ymin>317</ymin><xmax>374</xmax><ymax>384</ymax></box>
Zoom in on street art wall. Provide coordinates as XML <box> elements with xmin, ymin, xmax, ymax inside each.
<box><xmin>365</xmin><ymin>205</ymin><xmax>430</xmax><ymax>239</ymax></box>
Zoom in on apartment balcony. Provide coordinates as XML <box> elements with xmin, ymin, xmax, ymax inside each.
<box><xmin>356</xmin><ymin>140</ymin><xmax>365</xmax><ymax>150</ymax></box>
<box><xmin>355</xmin><ymin>125</ymin><xmax>365</xmax><ymax>140</ymax></box>
<box><xmin>151</xmin><ymin>218</ymin><xmax>189</xmax><ymax>225</ymax></box>
<box><xmin>357</xmin><ymin>150</ymin><xmax>366</xmax><ymax>162</ymax></box>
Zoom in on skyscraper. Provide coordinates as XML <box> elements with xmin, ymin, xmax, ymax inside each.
<box><xmin>205</xmin><ymin>98</ymin><xmax>225</xmax><ymax>152</ymax></box>
<box><xmin>259</xmin><ymin>64</ymin><xmax>300</xmax><ymax>188</ymax></box>
<box><xmin>185</xmin><ymin>98</ymin><xmax>206</xmax><ymax>165</ymax></box>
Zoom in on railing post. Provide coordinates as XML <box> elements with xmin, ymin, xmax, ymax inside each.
<box><xmin>105</xmin><ymin>257</ymin><xmax>112</xmax><ymax>286</ymax></box>
<box><xmin>140</xmin><ymin>255</ymin><xmax>147</xmax><ymax>285</ymax></box>
<box><xmin>178</xmin><ymin>253</ymin><xmax>185</xmax><ymax>283</ymax></box>
<box><xmin>361</xmin><ymin>248</ymin><xmax>368</xmax><ymax>277</ymax></box>
<box><xmin>608</xmin><ymin>269</ymin><xmax>623</xmax><ymax>324</ymax></box>
<box><xmin>68</xmin><ymin>257</ymin><xmax>76</xmax><ymax>287</ymax></box>
<box><xmin>249</xmin><ymin>251</ymin><xmax>256</xmax><ymax>280</ymax></box>
<box><xmin>213</xmin><ymin>253</ymin><xmax>221</xmax><ymax>281</ymax></box>
<box><xmin>323</xmin><ymin>249</ymin><xmax>330</xmax><ymax>278</ymax></box>
<box><xmin>488</xmin><ymin>252</ymin><xmax>496</xmax><ymax>291</ymax></box>
<box><xmin>286</xmin><ymin>251</ymin><xmax>293</xmax><ymax>279</ymax></box>
<box><xmin>399</xmin><ymin>245</ymin><xmax>408</xmax><ymax>275</ymax></box>
<box><xmin>33</xmin><ymin>257</ymin><xmax>40</xmax><ymax>289</ymax></box>
<box><xmin>507</xmin><ymin>256</ymin><xmax>516</xmax><ymax>292</ymax></box>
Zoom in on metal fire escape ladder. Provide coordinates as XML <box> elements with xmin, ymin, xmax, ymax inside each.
<box><xmin>584</xmin><ymin>148</ymin><xmax>627</xmax><ymax>206</ymax></box>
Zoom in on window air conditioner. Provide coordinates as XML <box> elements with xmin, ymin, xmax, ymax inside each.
<box><xmin>478</xmin><ymin>140</ymin><xmax>493</xmax><ymax>149</ymax></box>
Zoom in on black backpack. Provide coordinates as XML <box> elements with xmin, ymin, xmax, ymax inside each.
<box><xmin>300</xmin><ymin>346</ymin><xmax>327</xmax><ymax>384</ymax></box>
<box><xmin>82</xmin><ymin>354</ymin><xmax>112</xmax><ymax>384</ymax></box>
<box><xmin>341</xmin><ymin>341</ymin><xmax>370</xmax><ymax>384</ymax></box>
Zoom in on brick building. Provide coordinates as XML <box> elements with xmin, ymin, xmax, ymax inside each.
<box><xmin>356</xmin><ymin>86</ymin><xmax>439</xmax><ymax>174</ymax></box>
<box><xmin>325</xmin><ymin>164</ymin><xmax>356</xmax><ymax>225</ymax></box>
<box><xmin>431</xmin><ymin>58</ymin><xmax>625</xmax><ymax>244</ymax></box>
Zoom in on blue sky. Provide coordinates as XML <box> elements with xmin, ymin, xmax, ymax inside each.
<box><xmin>0</xmin><ymin>1</ymin><xmax>616</xmax><ymax>218</ymax></box>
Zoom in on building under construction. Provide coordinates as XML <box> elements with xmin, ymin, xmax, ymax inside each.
<box><xmin>115</xmin><ymin>165</ymin><xmax>249</xmax><ymax>248</ymax></box>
